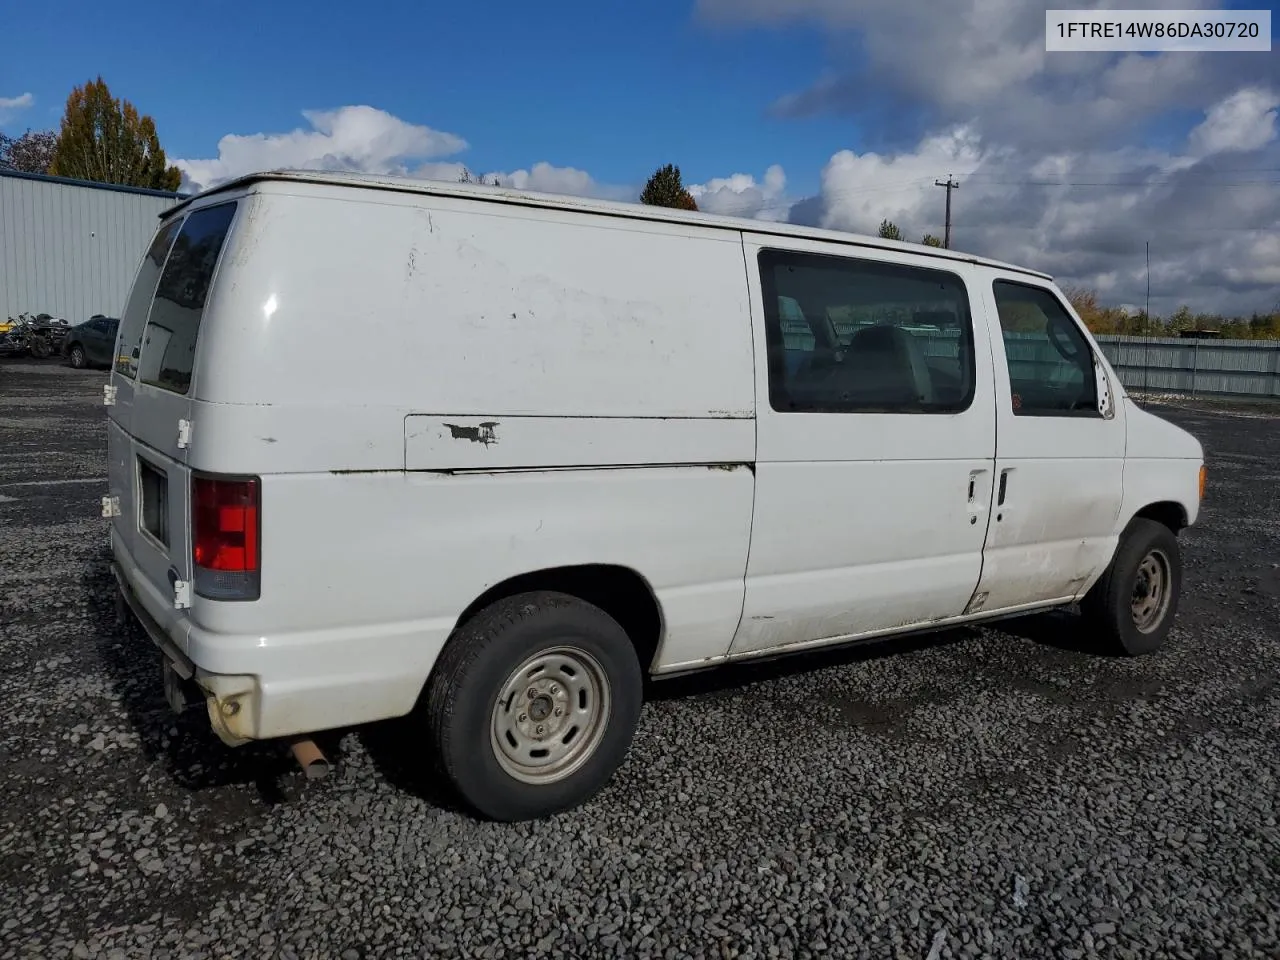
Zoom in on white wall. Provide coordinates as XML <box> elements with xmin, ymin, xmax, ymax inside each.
<box><xmin>0</xmin><ymin>170</ymin><xmax>181</xmax><ymax>323</ymax></box>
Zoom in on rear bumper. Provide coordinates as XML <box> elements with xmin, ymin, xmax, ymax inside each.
<box><xmin>110</xmin><ymin>534</ymin><xmax>450</xmax><ymax>744</ymax></box>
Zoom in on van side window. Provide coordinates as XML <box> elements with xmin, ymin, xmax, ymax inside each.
<box><xmin>758</xmin><ymin>249</ymin><xmax>976</xmax><ymax>414</ymax></box>
<box><xmin>138</xmin><ymin>202</ymin><xmax>238</xmax><ymax>395</ymax></box>
<box><xmin>115</xmin><ymin>219</ymin><xmax>181</xmax><ymax>379</ymax></box>
<box><xmin>991</xmin><ymin>280</ymin><xmax>1099</xmax><ymax>417</ymax></box>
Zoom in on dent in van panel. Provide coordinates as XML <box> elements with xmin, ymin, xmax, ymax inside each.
<box><xmin>974</xmin><ymin>540</ymin><xmax>1108</xmax><ymax>611</ymax></box>
<box><xmin>405</xmin><ymin>415</ymin><xmax>755</xmax><ymax>472</ymax></box>
<box><xmin>973</xmin><ymin>456</ymin><xmax>1124</xmax><ymax>612</ymax></box>
<box><xmin>444</xmin><ymin>421</ymin><xmax>499</xmax><ymax>445</ymax></box>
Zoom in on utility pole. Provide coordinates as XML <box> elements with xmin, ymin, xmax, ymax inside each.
<box><xmin>934</xmin><ymin>175</ymin><xmax>959</xmax><ymax>248</ymax></box>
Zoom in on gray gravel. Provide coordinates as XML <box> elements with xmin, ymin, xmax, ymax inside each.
<box><xmin>2</xmin><ymin>360</ymin><xmax>1278</xmax><ymax>959</ymax></box>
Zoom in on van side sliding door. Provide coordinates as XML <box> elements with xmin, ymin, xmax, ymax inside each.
<box><xmin>731</xmin><ymin>235</ymin><xmax>998</xmax><ymax>656</ymax></box>
<box><xmin>969</xmin><ymin>272</ymin><xmax>1127</xmax><ymax>613</ymax></box>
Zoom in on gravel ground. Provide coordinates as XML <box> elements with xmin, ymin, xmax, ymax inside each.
<box><xmin>1</xmin><ymin>361</ymin><xmax>1277</xmax><ymax>960</ymax></box>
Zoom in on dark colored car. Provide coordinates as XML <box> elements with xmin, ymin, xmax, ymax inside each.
<box><xmin>63</xmin><ymin>315</ymin><xmax>120</xmax><ymax>369</ymax></box>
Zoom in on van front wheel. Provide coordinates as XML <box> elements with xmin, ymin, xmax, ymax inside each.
<box><xmin>425</xmin><ymin>591</ymin><xmax>643</xmax><ymax>821</ymax></box>
<box><xmin>1081</xmin><ymin>518</ymin><xmax>1182</xmax><ymax>656</ymax></box>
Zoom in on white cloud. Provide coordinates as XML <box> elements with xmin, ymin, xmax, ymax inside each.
<box><xmin>174</xmin><ymin>106</ymin><xmax>628</xmax><ymax>202</ymax></box>
<box><xmin>0</xmin><ymin>92</ymin><xmax>34</xmax><ymax>124</ymax></box>
<box><xmin>173</xmin><ymin>88</ymin><xmax>1278</xmax><ymax>316</ymax></box>
<box><xmin>689</xmin><ymin>164</ymin><xmax>789</xmax><ymax>220</ymax></box>
<box><xmin>811</xmin><ymin>127</ymin><xmax>990</xmax><ymax>236</ymax></box>
<box><xmin>766</xmin><ymin>87</ymin><xmax>1280</xmax><ymax>315</ymax></box>
<box><xmin>696</xmin><ymin>0</ymin><xmax>1265</xmax><ymax>153</ymax></box>
<box><xmin>175</xmin><ymin>105</ymin><xmax>469</xmax><ymax>192</ymax></box>
<box><xmin>492</xmin><ymin>161</ymin><xmax>631</xmax><ymax>201</ymax></box>
<box><xmin>692</xmin><ymin>0</ymin><xmax>1277</xmax><ymax>315</ymax></box>
<box><xmin>1188</xmin><ymin>87</ymin><xmax>1279</xmax><ymax>157</ymax></box>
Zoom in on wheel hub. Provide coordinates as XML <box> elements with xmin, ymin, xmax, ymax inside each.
<box><xmin>515</xmin><ymin>678</ymin><xmax>569</xmax><ymax>740</ymax></box>
<box><xmin>1130</xmin><ymin>548</ymin><xmax>1171</xmax><ymax>633</ymax></box>
<box><xmin>491</xmin><ymin>646</ymin><xmax>611</xmax><ymax>785</ymax></box>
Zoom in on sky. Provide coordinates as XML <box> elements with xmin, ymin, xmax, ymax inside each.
<box><xmin>2</xmin><ymin>0</ymin><xmax>1278</xmax><ymax>317</ymax></box>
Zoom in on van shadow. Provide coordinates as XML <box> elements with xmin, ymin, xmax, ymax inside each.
<box><xmin>349</xmin><ymin>611</ymin><xmax>1118</xmax><ymax>812</ymax></box>
<box><xmin>642</xmin><ymin>627</ymin><xmax>981</xmax><ymax>702</ymax></box>
<box><xmin>88</xmin><ymin>561</ymin><xmax>307</xmax><ymax>807</ymax></box>
<box><xmin>640</xmin><ymin>607</ymin><xmax>1115</xmax><ymax>702</ymax></box>
<box><xmin>986</xmin><ymin>607</ymin><xmax>1123</xmax><ymax>657</ymax></box>
<box><xmin>355</xmin><ymin>719</ymin><xmax>466</xmax><ymax>814</ymax></box>
<box><xmin>94</xmin><ymin>538</ymin><xmax>1112</xmax><ymax>814</ymax></box>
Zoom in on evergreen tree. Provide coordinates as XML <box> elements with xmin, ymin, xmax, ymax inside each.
<box><xmin>640</xmin><ymin>163</ymin><xmax>698</xmax><ymax>211</ymax></box>
<box><xmin>49</xmin><ymin>77</ymin><xmax>182</xmax><ymax>191</ymax></box>
<box><xmin>877</xmin><ymin>219</ymin><xmax>904</xmax><ymax>241</ymax></box>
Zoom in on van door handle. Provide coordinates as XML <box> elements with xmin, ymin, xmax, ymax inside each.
<box><xmin>997</xmin><ymin>469</ymin><xmax>1009</xmax><ymax>506</ymax></box>
<box><xmin>966</xmin><ymin>469</ymin><xmax>987</xmax><ymax>525</ymax></box>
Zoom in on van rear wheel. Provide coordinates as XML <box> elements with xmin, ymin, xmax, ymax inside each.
<box><xmin>425</xmin><ymin>591</ymin><xmax>643</xmax><ymax>821</ymax></box>
<box><xmin>1081</xmin><ymin>518</ymin><xmax>1182</xmax><ymax>656</ymax></box>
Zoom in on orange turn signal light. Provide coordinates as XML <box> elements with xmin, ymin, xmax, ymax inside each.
<box><xmin>1199</xmin><ymin>464</ymin><xmax>1207</xmax><ymax>501</ymax></box>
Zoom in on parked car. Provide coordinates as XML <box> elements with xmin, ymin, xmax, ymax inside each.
<box><xmin>63</xmin><ymin>315</ymin><xmax>121</xmax><ymax>369</ymax></box>
<box><xmin>107</xmin><ymin>170</ymin><xmax>1205</xmax><ymax>822</ymax></box>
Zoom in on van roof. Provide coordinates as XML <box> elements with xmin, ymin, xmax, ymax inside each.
<box><xmin>164</xmin><ymin>169</ymin><xmax>1054</xmax><ymax>281</ymax></box>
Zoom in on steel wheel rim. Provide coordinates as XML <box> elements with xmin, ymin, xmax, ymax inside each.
<box><xmin>1130</xmin><ymin>548</ymin><xmax>1172</xmax><ymax>633</ymax></box>
<box><xmin>490</xmin><ymin>645</ymin><xmax>612</xmax><ymax>785</ymax></box>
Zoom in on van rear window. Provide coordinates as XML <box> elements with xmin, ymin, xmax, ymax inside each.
<box><xmin>136</xmin><ymin>201</ymin><xmax>238</xmax><ymax>395</ymax></box>
<box><xmin>115</xmin><ymin>219</ymin><xmax>181</xmax><ymax>380</ymax></box>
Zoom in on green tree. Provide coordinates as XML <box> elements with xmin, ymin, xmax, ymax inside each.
<box><xmin>640</xmin><ymin>163</ymin><xmax>697</xmax><ymax>211</ymax></box>
<box><xmin>0</xmin><ymin>129</ymin><xmax>57</xmax><ymax>174</ymax></box>
<box><xmin>48</xmin><ymin>77</ymin><xmax>182</xmax><ymax>191</ymax></box>
<box><xmin>1166</xmin><ymin>305</ymin><xmax>1195</xmax><ymax>335</ymax></box>
<box><xmin>458</xmin><ymin>167</ymin><xmax>500</xmax><ymax>187</ymax></box>
<box><xmin>1249</xmin><ymin>310</ymin><xmax>1280</xmax><ymax>339</ymax></box>
<box><xmin>1064</xmin><ymin>285</ymin><xmax>1119</xmax><ymax>334</ymax></box>
<box><xmin>920</xmin><ymin>233</ymin><xmax>943</xmax><ymax>247</ymax></box>
<box><xmin>877</xmin><ymin>219</ymin><xmax>903</xmax><ymax>241</ymax></box>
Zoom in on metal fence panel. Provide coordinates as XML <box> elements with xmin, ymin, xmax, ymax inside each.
<box><xmin>1095</xmin><ymin>335</ymin><xmax>1280</xmax><ymax>399</ymax></box>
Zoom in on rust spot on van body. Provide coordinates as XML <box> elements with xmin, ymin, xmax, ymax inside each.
<box><xmin>444</xmin><ymin>421</ymin><xmax>499</xmax><ymax>445</ymax></box>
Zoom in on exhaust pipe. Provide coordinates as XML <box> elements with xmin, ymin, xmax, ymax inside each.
<box><xmin>289</xmin><ymin>738</ymin><xmax>331</xmax><ymax>779</ymax></box>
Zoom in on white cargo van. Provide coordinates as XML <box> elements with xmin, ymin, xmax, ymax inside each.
<box><xmin>106</xmin><ymin>170</ymin><xmax>1205</xmax><ymax>821</ymax></box>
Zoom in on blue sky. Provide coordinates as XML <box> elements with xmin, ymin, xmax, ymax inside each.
<box><xmin>3</xmin><ymin>1</ymin><xmax>1278</xmax><ymax>315</ymax></box>
<box><xmin>2</xmin><ymin>0</ymin><xmax>853</xmax><ymax>197</ymax></box>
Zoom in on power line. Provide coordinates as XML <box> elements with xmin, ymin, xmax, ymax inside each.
<box><xmin>962</xmin><ymin>178</ymin><xmax>1280</xmax><ymax>187</ymax></box>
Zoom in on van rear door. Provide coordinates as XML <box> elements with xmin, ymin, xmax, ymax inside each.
<box><xmin>108</xmin><ymin>201</ymin><xmax>239</xmax><ymax>614</ymax></box>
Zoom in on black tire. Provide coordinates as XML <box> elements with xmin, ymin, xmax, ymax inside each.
<box><xmin>425</xmin><ymin>590</ymin><xmax>643</xmax><ymax>821</ymax></box>
<box><xmin>1081</xmin><ymin>518</ymin><xmax>1182</xmax><ymax>656</ymax></box>
<box><xmin>68</xmin><ymin>344</ymin><xmax>87</xmax><ymax>369</ymax></box>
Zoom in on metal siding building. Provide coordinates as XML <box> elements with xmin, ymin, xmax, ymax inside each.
<box><xmin>1</xmin><ymin>169</ymin><xmax>183</xmax><ymax>323</ymax></box>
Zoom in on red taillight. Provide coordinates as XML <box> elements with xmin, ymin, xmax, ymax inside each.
<box><xmin>192</xmin><ymin>476</ymin><xmax>260</xmax><ymax>597</ymax></box>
